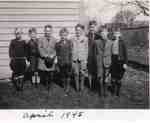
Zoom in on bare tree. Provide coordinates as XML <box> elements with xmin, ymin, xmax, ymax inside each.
<box><xmin>112</xmin><ymin>10</ymin><xmax>136</xmax><ymax>27</ymax></box>
<box><xmin>105</xmin><ymin>0</ymin><xmax>149</xmax><ymax>16</ymax></box>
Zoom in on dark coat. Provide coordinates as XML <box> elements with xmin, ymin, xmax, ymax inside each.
<box><xmin>87</xmin><ymin>32</ymin><xmax>101</xmax><ymax>75</ymax></box>
<box><xmin>118</xmin><ymin>39</ymin><xmax>128</xmax><ymax>64</ymax></box>
<box><xmin>110</xmin><ymin>38</ymin><xmax>128</xmax><ymax>80</ymax></box>
<box><xmin>9</xmin><ymin>38</ymin><xmax>27</xmax><ymax>58</ymax></box>
<box><xmin>9</xmin><ymin>38</ymin><xmax>27</xmax><ymax>74</ymax></box>
<box><xmin>55</xmin><ymin>39</ymin><xmax>73</xmax><ymax>66</ymax></box>
<box><xmin>27</xmin><ymin>38</ymin><xmax>39</xmax><ymax>72</ymax></box>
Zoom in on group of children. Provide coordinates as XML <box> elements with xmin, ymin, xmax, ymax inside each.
<box><xmin>9</xmin><ymin>20</ymin><xmax>128</xmax><ymax>97</ymax></box>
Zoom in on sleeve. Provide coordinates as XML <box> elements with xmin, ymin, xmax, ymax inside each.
<box><xmin>111</xmin><ymin>42</ymin><xmax>113</xmax><ymax>56</ymax></box>
<box><xmin>26</xmin><ymin>42</ymin><xmax>30</xmax><ymax>61</ymax></box>
<box><xmin>24</xmin><ymin>41</ymin><xmax>29</xmax><ymax>58</ymax></box>
<box><xmin>38</xmin><ymin>38</ymin><xmax>48</xmax><ymax>58</ymax></box>
<box><xmin>94</xmin><ymin>40</ymin><xmax>98</xmax><ymax>55</ymax></box>
<box><xmin>9</xmin><ymin>40</ymin><xmax>14</xmax><ymax>58</ymax></box>
<box><xmin>53</xmin><ymin>40</ymin><xmax>57</xmax><ymax>57</ymax></box>
<box><xmin>123</xmin><ymin>40</ymin><xmax>128</xmax><ymax>64</ymax></box>
<box><xmin>55</xmin><ymin>42</ymin><xmax>59</xmax><ymax>57</ymax></box>
<box><xmin>36</xmin><ymin>39</ymin><xmax>40</xmax><ymax>58</ymax></box>
<box><xmin>69</xmin><ymin>40</ymin><xmax>73</xmax><ymax>63</ymax></box>
<box><xmin>85</xmin><ymin>37</ymin><xmax>89</xmax><ymax>62</ymax></box>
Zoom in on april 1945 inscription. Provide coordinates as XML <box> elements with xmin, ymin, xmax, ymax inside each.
<box><xmin>22</xmin><ymin>110</ymin><xmax>84</xmax><ymax>120</ymax></box>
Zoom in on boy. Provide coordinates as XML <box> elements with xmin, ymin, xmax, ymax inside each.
<box><xmin>27</xmin><ymin>27</ymin><xmax>40</xmax><ymax>85</ymax></box>
<box><xmin>87</xmin><ymin>20</ymin><xmax>101</xmax><ymax>90</ymax></box>
<box><xmin>110</xmin><ymin>28</ymin><xmax>128</xmax><ymax>96</ymax></box>
<box><xmin>72</xmin><ymin>24</ymin><xmax>88</xmax><ymax>93</ymax></box>
<box><xmin>55</xmin><ymin>27</ymin><xmax>72</xmax><ymax>96</ymax></box>
<box><xmin>9</xmin><ymin>27</ymin><xmax>28</xmax><ymax>91</ymax></box>
<box><xmin>38</xmin><ymin>25</ymin><xmax>57</xmax><ymax>92</ymax></box>
<box><xmin>100</xmin><ymin>27</ymin><xmax>113</xmax><ymax>96</ymax></box>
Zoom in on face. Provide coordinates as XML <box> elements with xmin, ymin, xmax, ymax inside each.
<box><xmin>89</xmin><ymin>24</ymin><xmax>96</xmax><ymax>33</ymax></box>
<box><xmin>75</xmin><ymin>27</ymin><xmax>83</xmax><ymax>37</ymax></box>
<box><xmin>29</xmin><ymin>32</ymin><xmax>37</xmax><ymax>40</ymax></box>
<box><xmin>15</xmin><ymin>32</ymin><xmax>22</xmax><ymax>40</ymax></box>
<box><xmin>44</xmin><ymin>27</ymin><xmax>53</xmax><ymax>38</ymax></box>
<box><xmin>101</xmin><ymin>28</ymin><xmax>108</xmax><ymax>40</ymax></box>
<box><xmin>60</xmin><ymin>32</ymin><xmax>68</xmax><ymax>40</ymax></box>
<box><xmin>107</xmin><ymin>32</ymin><xmax>113</xmax><ymax>40</ymax></box>
<box><xmin>114</xmin><ymin>31</ymin><xmax>121</xmax><ymax>40</ymax></box>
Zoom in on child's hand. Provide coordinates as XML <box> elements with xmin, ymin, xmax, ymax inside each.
<box><xmin>54</xmin><ymin>56</ymin><xmax>57</xmax><ymax>64</ymax></box>
<box><xmin>123</xmin><ymin>64</ymin><xmax>128</xmax><ymax>69</ymax></box>
<box><xmin>26</xmin><ymin>60</ymin><xmax>30</xmax><ymax>67</ymax></box>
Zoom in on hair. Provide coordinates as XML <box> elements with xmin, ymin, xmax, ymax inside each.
<box><xmin>75</xmin><ymin>24</ymin><xmax>85</xmax><ymax>30</ymax></box>
<box><xmin>44</xmin><ymin>25</ymin><xmax>53</xmax><ymax>30</ymax></box>
<box><xmin>98</xmin><ymin>25</ymin><xmax>108</xmax><ymax>33</ymax></box>
<box><xmin>14</xmin><ymin>27</ymin><xmax>23</xmax><ymax>34</ymax></box>
<box><xmin>89</xmin><ymin>20</ymin><xmax>97</xmax><ymax>26</ymax></box>
<box><xmin>107</xmin><ymin>31</ymin><xmax>114</xmax><ymax>40</ymax></box>
<box><xmin>28</xmin><ymin>27</ymin><xmax>37</xmax><ymax>34</ymax></box>
<box><xmin>59</xmin><ymin>27</ymin><xmax>69</xmax><ymax>34</ymax></box>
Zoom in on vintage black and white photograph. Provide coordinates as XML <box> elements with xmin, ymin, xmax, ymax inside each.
<box><xmin>0</xmin><ymin>0</ymin><xmax>149</xmax><ymax>109</ymax></box>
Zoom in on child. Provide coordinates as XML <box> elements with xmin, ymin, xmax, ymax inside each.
<box><xmin>9</xmin><ymin>27</ymin><xmax>28</xmax><ymax>91</ymax></box>
<box><xmin>55</xmin><ymin>27</ymin><xmax>73</xmax><ymax>96</ymax></box>
<box><xmin>27</xmin><ymin>27</ymin><xmax>40</xmax><ymax>85</ymax></box>
<box><xmin>110</xmin><ymin>28</ymin><xmax>128</xmax><ymax>96</ymax></box>
<box><xmin>38</xmin><ymin>25</ymin><xmax>57</xmax><ymax>92</ymax></box>
<box><xmin>87</xmin><ymin>20</ymin><xmax>101</xmax><ymax>90</ymax></box>
<box><xmin>100</xmin><ymin>27</ymin><xmax>113</xmax><ymax>96</ymax></box>
<box><xmin>72</xmin><ymin>24</ymin><xmax>88</xmax><ymax>93</ymax></box>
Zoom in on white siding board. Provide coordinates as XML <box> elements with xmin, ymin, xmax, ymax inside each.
<box><xmin>0</xmin><ymin>0</ymin><xmax>80</xmax><ymax>78</ymax></box>
<box><xmin>0</xmin><ymin>2</ymin><xmax>79</xmax><ymax>9</ymax></box>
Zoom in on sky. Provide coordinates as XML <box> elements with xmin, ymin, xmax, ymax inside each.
<box><xmin>82</xmin><ymin>0</ymin><xmax>149</xmax><ymax>24</ymax></box>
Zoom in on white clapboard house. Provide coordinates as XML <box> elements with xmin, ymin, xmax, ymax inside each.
<box><xmin>0</xmin><ymin>0</ymin><xmax>83</xmax><ymax>79</ymax></box>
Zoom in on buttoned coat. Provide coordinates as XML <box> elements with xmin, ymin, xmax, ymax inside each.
<box><xmin>72</xmin><ymin>36</ymin><xmax>88</xmax><ymax>64</ymax></box>
<box><xmin>87</xmin><ymin>32</ymin><xmax>101</xmax><ymax>76</ymax></box>
<box><xmin>103</xmin><ymin>39</ymin><xmax>113</xmax><ymax>68</ymax></box>
<box><xmin>95</xmin><ymin>37</ymin><xmax>105</xmax><ymax>78</ymax></box>
<box><xmin>27</xmin><ymin>38</ymin><xmax>39</xmax><ymax>72</ymax></box>
<box><xmin>38</xmin><ymin>36</ymin><xmax>57</xmax><ymax>71</ymax></box>
<box><xmin>55</xmin><ymin>39</ymin><xmax>73</xmax><ymax>66</ymax></box>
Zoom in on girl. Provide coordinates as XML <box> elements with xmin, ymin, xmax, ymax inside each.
<box><xmin>9</xmin><ymin>28</ymin><xmax>28</xmax><ymax>91</ymax></box>
<box><xmin>27</xmin><ymin>27</ymin><xmax>40</xmax><ymax>85</ymax></box>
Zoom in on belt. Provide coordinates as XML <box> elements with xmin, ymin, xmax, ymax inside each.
<box><xmin>40</xmin><ymin>56</ymin><xmax>56</xmax><ymax>60</ymax></box>
<box><xmin>40</xmin><ymin>56</ymin><xmax>45</xmax><ymax>60</ymax></box>
<box><xmin>73</xmin><ymin>60</ymin><xmax>81</xmax><ymax>63</ymax></box>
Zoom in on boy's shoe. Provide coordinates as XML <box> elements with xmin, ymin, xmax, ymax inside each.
<box><xmin>64</xmin><ymin>93</ymin><xmax>68</xmax><ymax>97</ymax></box>
<box><xmin>64</xmin><ymin>90</ymin><xmax>70</xmax><ymax>97</ymax></box>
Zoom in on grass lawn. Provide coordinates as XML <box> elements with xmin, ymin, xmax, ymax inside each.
<box><xmin>0</xmin><ymin>67</ymin><xmax>149</xmax><ymax>109</ymax></box>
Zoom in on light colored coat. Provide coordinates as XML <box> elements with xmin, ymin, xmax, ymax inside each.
<box><xmin>71</xmin><ymin>35</ymin><xmax>88</xmax><ymax>75</ymax></box>
<box><xmin>72</xmin><ymin>36</ymin><xmax>88</xmax><ymax>63</ymax></box>
<box><xmin>103</xmin><ymin>40</ymin><xmax>113</xmax><ymax>68</ymax></box>
<box><xmin>95</xmin><ymin>38</ymin><xmax>105</xmax><ymax>78</ymax></box>
<box><xmin>38</xmin><ymin>36</ymin><xmax>57</xmax><ymax>71</ymax></box>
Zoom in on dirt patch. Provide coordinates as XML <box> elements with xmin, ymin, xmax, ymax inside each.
<box><xmin>0</xmin><ymin>67</ymin><xmax>149</xmax><ymax>109</ymax></box>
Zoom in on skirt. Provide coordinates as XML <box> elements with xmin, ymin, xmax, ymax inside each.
<box><xmin>10</xmin><ymin>59</ymin><xmax>26</xmax><ymax>75</ymax></box>
<box><xmin>110</xmin><ymin>55</ymin><xmax>125</xmax><ymax>80</ymax></box>
<box><xmin>28</xmin><ymin>56</ymin><xmax>38</xmax><ymax>72</ymax></box>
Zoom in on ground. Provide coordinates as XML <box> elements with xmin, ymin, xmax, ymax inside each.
<box><xmin>0</xmin><ymin>67</ymin><xmax>149</xmax><ymax>109</ymax></box>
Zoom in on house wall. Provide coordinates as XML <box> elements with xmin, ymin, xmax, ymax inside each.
<box><xmin>0</xmin><ymin>0</ymin><xmax>81</xmax><ymax>78</ymax></box>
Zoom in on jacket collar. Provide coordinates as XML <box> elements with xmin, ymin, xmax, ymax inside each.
<box><xmin>75</xmin><ymin>35</ymin><xmax>85</xmax><ymax>43</ymax></box>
